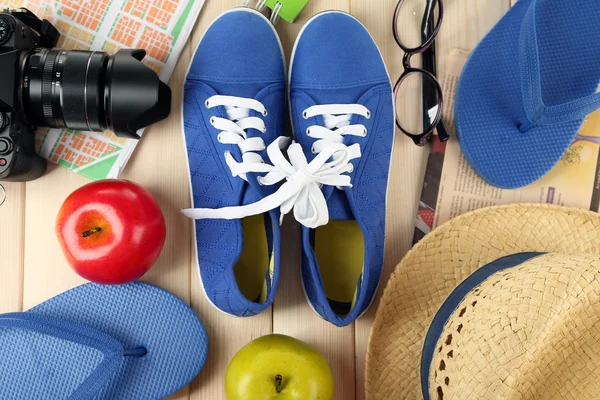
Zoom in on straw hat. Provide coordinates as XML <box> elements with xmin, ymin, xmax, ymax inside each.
<box><xmin>366</xmin><ymin>204</ymin><xmax>600</xmax><ymax>400</ymax></box>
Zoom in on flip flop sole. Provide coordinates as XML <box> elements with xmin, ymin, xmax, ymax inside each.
<box><xmin>455</xmin><ymin>0</ymin><xmax>600</xmax><ymax>189</ymax></box>
<box><xmin>18</xmin><ymin>282</ymin><xmax>208</xmax><ymax>399</ymax></box>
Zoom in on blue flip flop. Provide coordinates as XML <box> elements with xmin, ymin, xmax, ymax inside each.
<box><xmin>455</xmin><ymin>0</ymin><xmax>600</xmax><ymax>189</ymax></box>
<box><xmin>0</xmin><ymin>282</ymin><xmax>208</xmax><ymax>399</ymax></box>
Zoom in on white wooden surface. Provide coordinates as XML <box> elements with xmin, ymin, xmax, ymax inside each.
<box><xmin>0</xmin><ymin>1</ymin><xmax>513</xmax><ymax>398</ymax></box>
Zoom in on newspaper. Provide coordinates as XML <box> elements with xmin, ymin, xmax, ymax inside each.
<box><xmin>5</xmin><ymin>0</ymin><xmax>205</xmax><ymax>180</ymax></box>
<box><xmin>414</xmin><ymin>49</ymin><xmax>600</xmax><ymax>243</ymax></box>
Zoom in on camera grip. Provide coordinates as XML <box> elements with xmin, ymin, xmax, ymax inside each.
<box><xmin>5</xmin><ymin>149</ymin><xmax>46</xmax><ymax>182</ymax></box>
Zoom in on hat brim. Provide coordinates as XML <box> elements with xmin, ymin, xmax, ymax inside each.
<box><xmin>365</xmin><ymin>204</ymin><xmax>600</xmax><ymax>399</ymax></box>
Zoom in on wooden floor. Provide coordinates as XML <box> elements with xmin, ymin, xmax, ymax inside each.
<box><xmin>0</xmin><ymin>1</ymin><xmax>515</xmax><ymax>398</ymax></box>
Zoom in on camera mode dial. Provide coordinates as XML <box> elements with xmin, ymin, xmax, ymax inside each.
<box><xmin>0</xmin><ymin>18</ymin><xmax>10</xmax><ymax>45</ymax></box>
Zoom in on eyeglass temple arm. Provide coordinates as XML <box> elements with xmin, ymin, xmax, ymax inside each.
<box><xmin>421</xmin><ymin>0</ymin><xmax>448</xmax><ymax>142</ymax></box>
<box><xmin>421</xmin><ymin>0</ymin><xmax>438</xmax><ymax>48</ymax></box>
<box><xmin>436</xmin><ymin>119</ymin><xmax>450</xmax><ymax>142</ymax></box>
<box><xmin>421</xmin><ymin>0</ymin><xmax>437</xmax><ymax>139</ymax></box>
<box><xmin>421</xmin><ymin>0</ymin><xmax>437</xmax><ymax>77</ymax></box>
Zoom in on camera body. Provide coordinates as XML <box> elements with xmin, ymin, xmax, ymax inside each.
<box><xmin>0</xmin><ymin>9</ymin><xmax>171</xmax><ymax>182</ymax></box>
<box><xmin>0</xmin><ymin>9</ymin><xmax>54</xmax><ymax>181</ymax></box>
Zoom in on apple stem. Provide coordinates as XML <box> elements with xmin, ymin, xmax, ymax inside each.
<box><xmin>275</xmin><ymin>374</ymin><xmax>283</xmax><ymax>394</ymax></box>
<box><xmin>82</xmin><ymin>227</ymin><xmax>102</xmax><ymax>238</ymax></box>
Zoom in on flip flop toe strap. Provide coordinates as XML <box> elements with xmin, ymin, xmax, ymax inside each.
<box><xmin>519</xmin><ymin>0</ymin><xmax>600</xmax><ymax>132</ymax></box>
<box><xmin>0</xmin><ymin>313</ymin><xmax>143</xmax><ymax>399</ymax></box>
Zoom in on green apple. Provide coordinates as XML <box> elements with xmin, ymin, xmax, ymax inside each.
<box><xmin>225</xmin><ymin>334</ymin><xmax>334</xmax><ymax>400</ymax></box>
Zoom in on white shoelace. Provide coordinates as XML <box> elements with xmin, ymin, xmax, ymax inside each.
<box><xmin>205</xmin><ymin>95</ymin><xmax>273</xmax><ymax>180</ymax></box>
<box><xmin>182</xmin><ymin>103</ymin><xmax>371</xmax><ymax>228</ymax></box>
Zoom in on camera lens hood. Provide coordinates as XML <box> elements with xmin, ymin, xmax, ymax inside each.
<box><xmin>105</xmin><ymin>49</ymin><xmax>172</xmax><ymax>139</ymax></box>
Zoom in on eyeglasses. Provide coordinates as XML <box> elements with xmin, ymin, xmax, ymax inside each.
<box><xmin>393</xmin><ymin>0</ymin><xmax>449</xmax><ymax>146</ymax></box>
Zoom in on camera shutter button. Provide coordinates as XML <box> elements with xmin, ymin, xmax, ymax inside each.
<box><xmin>0</xmin><ymin>138</ymin><xmax>13</xmax><ymax>155</ymax></box>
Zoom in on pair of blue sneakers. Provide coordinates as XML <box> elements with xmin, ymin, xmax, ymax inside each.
<box><xmin>181</xmin><ymin>8</ymin><xmax>394</xmax><ymax>327</ymax></box>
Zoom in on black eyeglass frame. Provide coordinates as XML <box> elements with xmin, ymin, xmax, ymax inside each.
<box><xmin>393</xmin><ymin>0</ymin><xmax>449</xmax><ymax>146</ymax></box>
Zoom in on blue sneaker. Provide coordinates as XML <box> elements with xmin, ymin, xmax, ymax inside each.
<box><xmin>180</xmin><ymin>8</ymin><xmax>286</xmax><ymax>317</ymax></box>
<box><xmin>182</xmin><ymin>10</ymin><xmax>393</xmax><ymax>326</ymax></box>
<box><xmin>289</xmin><ymin>12</ymin><xmax>394</xmax><ymax>326</ymax></box>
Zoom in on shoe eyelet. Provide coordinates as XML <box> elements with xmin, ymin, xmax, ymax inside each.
<box><xmin>302</xmin><ymin>111</ymin><xmax>308</xmax><ymax>119</ymax></box>
<box><xmin>363</xmin><ymin>128</ymin><xmax>368</xmax><ymax>137</ymax></box>
<box><xmin>366</xmin><ymin>110</ymin><xmax>372</xmax><ymax>119</ymax></box>
<box><xmin>205</xmin><ymin>99</ymin><xmax>210</xmax><ymax>108</ymax></box>
<box><xmin>348</xmin><ymin>164</ymin><xmax>354</xmax><ymax>173</ymax></box>
<box><xmin>217</xmin><ymin>133</ymin><xmax>223</xmax><ymax>143</ymax></box>
<box><xmin>262</xmin><ymin>109</ymin><xmax>268</xmax><ymax>117</ymax></box>
<box><xmin>224</xmin><ymin>150</ymin><xmax>231</xmax><ymax>159</ymax></box>
<box><xmin>261</xmin><ymin>126</ymin><xmax>267</xmax><ymax>133</ymax></box>
<box><xmin>257</xmin><ymin>176</ymin><xmax>264</xmax><ymax>186</ymax></box>
<box><xmin>311</xmin><ymin>145</ymin><xmax>316</xmax><ymax>154</ymax></box>
<box><xmin>306</xmin><ymin>128</ymin><xmax>311</xmax><ymax>137</ymax></box>
<box><xmin>210</xmin><ymin>116</ymin><xmax>216</xmax><ymax>125</ymax></box>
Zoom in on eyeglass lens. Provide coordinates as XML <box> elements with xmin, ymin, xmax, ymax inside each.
<box><xmin>395</xmin><ymin>71</ymin><xmax>441</xmax><ymax>136</ymax></box>
<box><xmin>394</xmin><ymin>0</ymin><xmax>440</xmax><ymax>50</ymax></box>
<box><xmin>394</xmin><ymin>0</ymin><xmax>442</xmax><ymax>140</ymax></box>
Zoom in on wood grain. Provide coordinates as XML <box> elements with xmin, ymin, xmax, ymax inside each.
<box><xmin>0</xmin><ymin>182</ymin><xmax>25</xmax><ymax>313</ymax></box>
<box><xmin>0</xmin><ymin>1</ymin><xmax>515</xmax><ymax>399</ymax></box>
<box><xmin>22</xmin><ymin>166</ymin><xmax>90</xmax><ymax>310</ymax></box>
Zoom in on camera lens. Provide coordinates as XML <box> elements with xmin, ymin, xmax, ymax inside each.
<box><xmin>21</xmin><ymin>49</ymin><xmax>171</xmax><ymax>138</ymax></box>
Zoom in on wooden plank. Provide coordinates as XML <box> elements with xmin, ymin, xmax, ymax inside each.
<box><xmin>188</xmin><ymin>2</ymin><xmax>273</xmax><ymax>400</ymax></box>
<box><xmin>117</xmin><ymin>8</ymin><xmax>197</xmax><ymax>398</ymax></box>
<box><xmin>0</xmin><ymin>182</ymin><xmax>25</xmax><ymax>313</ymax></box>
<box><xmin>22</xmin><ymin>166</ymin><xmax>90</xmax><ymax>310</ymax></box>
<box><xmin>120</xmin><ymin>22</ymin><xmax>193</xmax><ymax>305</ymax></box>
<box><xmin>351</xmin><ymin>1</ymin><xmax>512</xmax><ymax>399</ymax></box>
<box><xmin>190</xmin><ymin>271</ymin><xmax>273</xmax><ymax>400</ymax></box>
<box><xmin>349</xmin><ymin>2</ymin><xmax>429</xmax><ymax>399</ymax></box>
<box><xmin>21</xmin><ymin>8</ymin><xmax>196</xmax><ymax>400</ymax></box>
<box><xmin>275</xmin><ymin>220</ymin><xmax>357</xmax><ymax>400</ymax></box>
<box><xmin>273</xmin><ymin>2</ymin><xmax>356</xmax><ymax>400</ymax></box>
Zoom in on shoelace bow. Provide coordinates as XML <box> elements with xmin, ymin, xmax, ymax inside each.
<box><xmin>182</xmin><ymin>99</ymin><xmax>370</xmax><ymax>229</ymax></box>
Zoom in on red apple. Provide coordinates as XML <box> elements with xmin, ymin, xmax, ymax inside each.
<box><xmin>56</xmin><ymin>179</ymin><xmax>166</xmax><ymax>284</ymax></box>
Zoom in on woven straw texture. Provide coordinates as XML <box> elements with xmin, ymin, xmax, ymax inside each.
<box><xmin>429</xmin><ymin>253</ymin><xmax>600</xmax><ymax>400</ymax></box>
<box><xmin>366</xmin><ymin>204</ymin><xmax>600</xmax><ymax>400</ymax></box>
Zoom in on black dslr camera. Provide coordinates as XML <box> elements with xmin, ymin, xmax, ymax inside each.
<box><xmin>0</xmin><ymin>8</ymin><xmax>171</xmax><ymax>181</ymax></box>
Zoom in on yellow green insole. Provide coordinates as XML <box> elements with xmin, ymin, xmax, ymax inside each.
<box><xmin>315</xmin><ymin>220</ymin><xmax>365</xmax><ymax>316</ymax></box>
<box><xmin>235</xmin><ymin>214</ymin><xmax>271</xmax><ymax>303</ymax></box>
